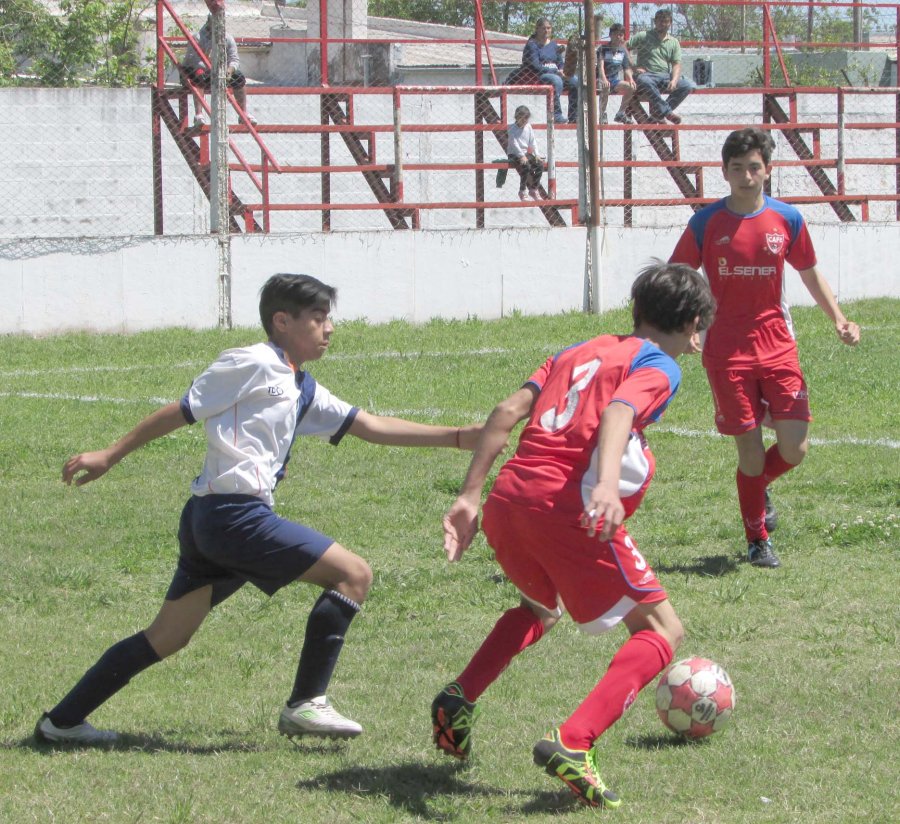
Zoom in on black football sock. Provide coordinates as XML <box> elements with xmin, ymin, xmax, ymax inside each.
<box><xmin>48</xmin><ymin>631</ymin><xmax>161</xmax><ymax>727</ymax></box>
<box><xmin>288</xmin><ymin>590</ymin><xmax>360</xmax><ymax>706</ymax></box>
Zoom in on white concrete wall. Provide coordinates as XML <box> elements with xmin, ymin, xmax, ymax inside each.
<box><xmin>1</xmin><ymin>223</ymin><xmax>897</xmax><ymax>335</ymax></box>
<box><xmin>6</xmin><ymin>86</ymin><xmax>900</xmax><ymax>237</ymax></box>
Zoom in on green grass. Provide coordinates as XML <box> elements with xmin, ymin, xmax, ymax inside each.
<box><xmin>1</xmin><ymin>300</ymin><xmax>898</xmax><ymax>823</ymax></box>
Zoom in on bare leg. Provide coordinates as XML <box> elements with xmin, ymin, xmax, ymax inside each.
<box><xmin>144</xmin><ymin>585</ymin><xmax>213</xmax><ymax>658</ymax></box>
<box><xmin>771</xmin><ymin>418</ymin><xmax>809</xmax><ymax>466</ymax></box>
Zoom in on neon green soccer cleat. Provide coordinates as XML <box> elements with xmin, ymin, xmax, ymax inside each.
<box><xmin>532</xmin><ymin>728</ymin><xmax>622</xmax><ymax>809</ymax></box>
<box><xmin>431</xmin><ymin>681</ymin><xmax>481</xmax><ymax>760</ymax></box>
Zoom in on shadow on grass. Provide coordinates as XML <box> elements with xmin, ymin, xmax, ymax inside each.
<box><xmin>297</xmin><ymin>761</ymin><xmax>592</xmax><ymax>819</ymax></box>
<box><xmin>654</xmin><ymin>554</ymin><xmax>740</xmax><ymax>577</ymax></box>
<box><xmin>625</xmin><ymin>731</ymin><xmax>711</xmax><ymax>750</ymax></box>
<box><xmin>13</xmin><ymin>729</ymin><xmax>333</xmax><ymax>755</ymax></box>
<box><xmin>295</xmin><ymin>761</ymin><xmax>499</xmax><ymax>820</ymax></box>
<box><xmin>519</xmin><ymin>789</ymin><xmax>584</xmax><ymax>814</ymax></box>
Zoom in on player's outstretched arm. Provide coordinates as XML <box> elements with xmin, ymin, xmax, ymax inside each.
<box><xmin>581</xmin><ymin>401</ymin><xmax>636</xmax><ymax>541</ymax></box>
<box><xmin>798</xmin><ymin>266</ymin><xmax>861</xmax><ymax>346</ymax></box>
<box><xmin>443</xmin><ymin>386</ymin><xmax>537</xmax><ymax>562</ymax></box>
<box><xmin>62</xmin><ymin>401</ymin><xmax>189</xmax><ymax>487</ymax></box>
<box><xmin>348</xmin><ymin>410</ymin><xmax>481</xmax><ymax>449</ymax></box>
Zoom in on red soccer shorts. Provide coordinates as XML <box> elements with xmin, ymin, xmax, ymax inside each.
<box><xmin>481</xmin><ymin>494</ymin><xmax>666</xmax><ymax>635</ymax></box>
<box><xmin>706</xmin><ymin>359</ymin><xmax>812</xmax><ymax>436</ymax></box>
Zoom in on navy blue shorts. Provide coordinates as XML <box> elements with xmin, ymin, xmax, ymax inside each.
<box><xmin>166</xmin><ymin>495</ymin><xmax>334</xmax><ymax>606</ymax></box>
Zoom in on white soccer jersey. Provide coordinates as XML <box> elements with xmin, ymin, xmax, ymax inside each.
<box><xmin>180</xmin><ymin>342</ymin><xmax>357</xmax><ymax>505</ymax></box>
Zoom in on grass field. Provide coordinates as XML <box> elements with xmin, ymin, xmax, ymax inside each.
<box><xmin>1</xmin><ymin>299</ymin><xmax>897</xmax><ymax>824</ymax></box>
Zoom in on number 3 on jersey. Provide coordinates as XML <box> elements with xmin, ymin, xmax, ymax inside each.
<box><xmin>539</xmin><ymin>358</ymin><xmax>601</xmax><ymax>433</ymax></box>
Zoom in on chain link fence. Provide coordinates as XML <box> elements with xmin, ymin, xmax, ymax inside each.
<box><xmin>2</xmin><ymin>0</ymin><xmax>899</xmax><ymax>237</ymax></box>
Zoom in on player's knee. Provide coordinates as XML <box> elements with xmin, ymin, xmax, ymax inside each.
<box><xmin>666</xmin><ymin>616</ymin><xmax>685</xmax><ymax>653</ymax></box>
<box><xmin>538</xmin><ymin>611</ymin><xmax>561</xmax><ymax>632</ymax></box>
<box><xmin>780</xmin><ymin>439</ymin><xmax>808</xmax><ymax>465</ymax></box>
<box><xmin>520</xmin><ymin>598</ymin><xmax>561</xmax><ymax>632</ymax></box>
<box><xmin>340</xmin><ymin>555</ymin><xmax>372</xmax><ymax>604</ymax></box>
<box><xmin>144</xmin><ymin>625</ymin><xmax>195</xmax><ymax>659</ymax></box>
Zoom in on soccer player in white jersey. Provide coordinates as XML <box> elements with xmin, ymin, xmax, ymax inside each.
<box><xmin>36</xmin><ymin>273</ymin><xmax>480</xmax><ymax>745</ymax></box>
<box><xmin>432</xmin><ymin>263</ymin><xmax>716</xmax><ymax>809</ymax></box>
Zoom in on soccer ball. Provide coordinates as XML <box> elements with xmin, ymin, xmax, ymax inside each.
<box><xmin>655</xmin><ymin>657</ymin><xmax>735</xmax><ymax>739</ymax></box>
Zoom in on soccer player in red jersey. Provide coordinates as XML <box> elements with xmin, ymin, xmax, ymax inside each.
<box><xmin>670</xmin><ymin>127</ymin><xmax>860</xmax><ymax>568</ymax></box>
<box><xmin>431</xmin><ymin>263</ymin><xmax>716</xmax><ymax>809</ymax></box>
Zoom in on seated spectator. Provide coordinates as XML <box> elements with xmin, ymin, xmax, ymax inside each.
<box><xmin>562</xmin><ymin>33</ymin><xmax>580</xmax><ymax>83</ymax></box>
<box><xmin>598</xmin><ymin>23</ymin><xmax>636</xmax><ymax>124</ymax></box>
<box><xmin>507</xmin><ymin>105</ymin><xmax>544</xmax><ymax>201</ymax></box>
<box><xmin>181</xmin><ymin>15</ymin><xmax>256</xmax><ymax>128</ymax></box>
<box><xmin>627</xmin><ymin>9</ymin><xmax>693</xmax><ymax>124</ymax></box>
<box><xmin>509</xmin><ymin>18</ymin><xmax>579</xmax><ymax>125</ymax></box>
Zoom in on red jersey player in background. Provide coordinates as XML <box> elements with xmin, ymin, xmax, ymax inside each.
<box><xmin>432</xmin><ymin>263</ymin><xmax>716</xmax><ymax>809</ymax></box>
<box><xmin>670</xmin><ymin>127</ymin><xmax>860</xmax><ymax>568</ymax></box>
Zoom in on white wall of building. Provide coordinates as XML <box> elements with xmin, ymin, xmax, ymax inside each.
<box><xmin>6</xmin><ymin>86</ymin><xmax>900</xmax><ymax>238</ymax></box>
<box><xmin>1</xmin><ymin>222</ymin><xmax>897</xmax><ymax>336</ymax></box>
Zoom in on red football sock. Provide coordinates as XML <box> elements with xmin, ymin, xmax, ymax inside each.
<box><xmin>456</xmin><ymin>605</ymin><xmax>546</xmax><ymax>702</ymax></box>
<box><xmin>736</xmin><ymin>468</ymin><xmax>768</xmax><ymax>541</ymax></box>
<box><xmin>763</xmin><ymin>443</ymin><xmax>795</xmax><ymax>484</ymax></box>
<box><xmin>559</xmin><ymin>630</ymin><xmax>672</xmax><ymax>751</ymax></box>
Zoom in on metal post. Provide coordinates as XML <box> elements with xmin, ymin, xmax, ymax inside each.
<box><xmin>319</xmin><ymin>0</ymin><xmax>329</xmax><ymax>86</ymax></box>
<box><xmin>152</xmin><ymin>89</ymin><xmax>163</xmax><ymax>235</ymax></box>
<box><xmin>474</xmin><ymin>0</ymin><xmax>484</xmax><ymax>86</ymax></box>
<box><xmin>741</xmin><ymin>3</ymin><xmax>746</xmax><ymax>54</ymax></box>
<box><xmin>583</xmin><ymin>0</ymin><xmax>601</xmax><ymax>313</ymax></box>
<box><xmin>836</xmin><ymin>89</ymin><xmax>845</xmax><ymax>196</ymax></box>
<box><xmin>210</xmin><ymin>7</ymin><xmax>231</xmax><ymax>329</ymax></box>
<box><xmin>546</xmin><ymin>93</ymin><xmax>555</xmax><ymax>199</ymax></box>
<box><xmin>393</xmin><ymin>88</ymin><xmax>404</xmax><ymax>204</ymax></box>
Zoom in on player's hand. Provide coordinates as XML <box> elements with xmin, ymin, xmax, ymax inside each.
<box><xmin>62</xmin><ymin>449</ymin><xmax>114</xmax><ymax>486</ymax></box>
<box><xmin>455</xmin><ymin>423</ymin><xmax>482</xmax><ymax>450</ymax></box>
<box><xmin>600</xmin><ymin>79</ymin><xmax>610</xmax><ymax>90</ymax></box>
<box><xmin>580</xmin><ymin>484</ymin><xmax>624</xmax><ymax>542</ymax></box>
<box><xmin>667</xmin><ymin>81</ymin><xmax>678</xmax><ymax>92</ymax></box>
<box><xmin>836</xmin><ymin>320</ymin><xmax>860</xmax><ymax>346</ymax></box>
<box><xmin>443</xmin><ymin>497</ymin><xmax>479</xmax><ymax>562</ymax></box>
<box><xmin>683</xmin><ymin>332</ymin><xmax>702</xmax><ymax>355</ymax></box>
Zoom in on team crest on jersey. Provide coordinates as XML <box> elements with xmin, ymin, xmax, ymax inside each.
<box><xmin>765</xmin><ymin>231</ymin><xmax>786</xmax><ymax>254</ymax></box>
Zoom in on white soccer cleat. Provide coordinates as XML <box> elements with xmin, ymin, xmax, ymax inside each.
<box><xmin>278</xmin><ymin>697</ymin><xmax>362</xmax><ymax>739</ymax></box>
<box><xmin>35</xmin><ymin>713</ymin><xmax>118</xmax><ymax>745</ymax></box>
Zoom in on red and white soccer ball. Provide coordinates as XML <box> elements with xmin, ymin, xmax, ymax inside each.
<box><xmin>655</xmin><ymin>657</ymin><xmax>736</xmax><ymax>739</ymax></box>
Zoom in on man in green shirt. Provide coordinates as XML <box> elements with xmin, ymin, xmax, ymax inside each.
<box><xmin>627</xmin><ymin>9</ymin><xmax>694</xmax><ymax>124</ymax></box>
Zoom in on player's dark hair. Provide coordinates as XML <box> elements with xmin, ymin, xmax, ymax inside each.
<box><xmin>259</xmin><ymin>273</ymin><xmax>336</xmax><ymax>337</ymax></box>
<box><xmin>654</xmin><ymin>9</ymin><xmax>673</xmax><ymax>21</ymax></box>
<box><xmin>722</xmin><ymin>127</ymin><xmax>775</xmax><ymax>166</ymax></box>
<box><xmin>609</xmin><ymin>23</ymin><xmax>625</xmax><ymax>35</ymax></box>
<box><xmin>631</xmin><ymin>261</ymin><xmax>716</xmax><ymax>333</ymax></box>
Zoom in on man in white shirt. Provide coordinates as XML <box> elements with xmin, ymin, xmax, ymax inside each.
<box><xmin>36</xmin><ymin>273</ymin><xmax>480</xmax><ymax>745</ymax></box>
<box><xmin>181</xmin><ymin>14</ymin><xmax>256</xmax><ymax>127</ymax></box>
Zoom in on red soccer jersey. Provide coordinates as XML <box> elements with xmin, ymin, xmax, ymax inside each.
<box><xmin>670</xmin><ymin>195</ymin><xmax>817</xmax><ymax>369</ymax></box>
<box><xmin>489</xmin><ymin>335</ymin><xmax>681</xmax><ymax>521</ymax></box>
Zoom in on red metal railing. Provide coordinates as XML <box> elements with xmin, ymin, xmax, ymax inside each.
<box><xmin>152</xmin><ymin>0</ymin><xmax>900</xmax><ymax>231</ymax></box>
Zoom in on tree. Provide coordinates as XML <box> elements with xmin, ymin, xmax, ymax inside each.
<box><xmin>367</xmin><ymin>0</ymin><xmax>583</xmax><ymax>37</ymax></box>
<box><xmin>0</xmin><ymin>0</ymin><xmax>56</xmax><ymax>82</ymax></box>
<box><xmin>0</xmin><ymin>0</ymin><xmax>153</xmax><ymax>86</ymax></box>
<box><xmin>675</xmin><ymin>2</ymin><xmax>879</xmax><ymax>49</ymax></box>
